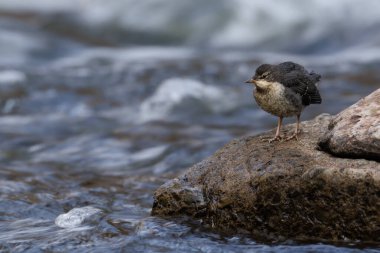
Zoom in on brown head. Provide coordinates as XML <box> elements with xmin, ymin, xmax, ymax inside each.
<box><xmin>245</xmin><ymin>64</ymin><xmax>276</xmax><ymax>90</ymax></box>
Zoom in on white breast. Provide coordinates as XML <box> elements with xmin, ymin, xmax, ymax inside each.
<box><xmin>254</xmin><ymin>82</ymin><xmax>303</xmax><ymax>117</ymax></box>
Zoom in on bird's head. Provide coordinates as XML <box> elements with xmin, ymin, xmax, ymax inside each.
<box><xmin>245</xmin><ymin>64</ymin><xmax>277</xmax><ymax>90</ymax></box>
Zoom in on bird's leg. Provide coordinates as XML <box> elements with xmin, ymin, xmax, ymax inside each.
<box><xmin>286</xmin><ymin>114</ymin><xmax>301</xmax><ymax>141</ymax></box>
<box><xmin>268</xmin><ymin>117</ymin><xmax>283</xmax><ymax>143</ymax></box>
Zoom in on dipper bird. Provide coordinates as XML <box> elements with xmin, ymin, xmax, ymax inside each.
<box><xmin>245</xmin><ymin>61</ymin><xmax>322</xmax><ymax>143</ymax></box>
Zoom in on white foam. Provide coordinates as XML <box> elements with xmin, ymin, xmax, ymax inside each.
<box><xmin>52</xmin><ymin>47</ymin><xmax>195</xmax><ymax>68</ymax></box>
<box><xmin>139</xmin><ymin>78</ymin><xmax>241</xmax><ymax>122</ymax></box>
<box><xmin>210</xmin><ymin>0</ymin><xmax>380</xmax><ymax>48</ymax></box>
<box><xmin>0</xmin><ymin>70</ymin><xmax>26</xmax><ymax>99</ymax></box>
<box><xmin>129</xmin><ymin>145</ymin><xmax>168</xmax><ymax>163</ymax></box>
<box><xmin>0</xmin><ymin>28</ymin><xmax>44</xmax><ymax>65</ymax></box>
<box><xmin>2</xmin><ymin>0</ymin><xmax>380</xmax><ymax>51</ymax></box>
<box><xmin>0</xmin><ymin>0</ymin><xmax>79</xmax><ymax>13</ymax></box>
<box><xmin>0</xmin><ymin>70</ymin><xmax>26</xmax><ymax>84</ymax></box>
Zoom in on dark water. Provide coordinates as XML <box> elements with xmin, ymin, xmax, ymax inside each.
<box><xmin>0</xmin><ymin>1</ymin><xmax>379</xmax><ymax>252</ymax></box>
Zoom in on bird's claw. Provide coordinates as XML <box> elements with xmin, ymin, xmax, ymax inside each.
<box><xmin>260</xmin><ymin>135</ymin><xmax>282</xmax><ymax>143</ymax></box>
<box><xmin>285</xmin><ymin>132</ymin><xmax>299</xmax><ymax>141</ymax></box>
<box><xmin>268</xmin><ymin>135</ymin><xmax>282</xmax><ymax>143</ymax></box>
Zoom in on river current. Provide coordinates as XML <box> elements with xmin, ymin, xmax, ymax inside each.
<box><xmin>0</xmin><ymin>1</ymin><xmax>379</xmax><ymax>252</ymax></box>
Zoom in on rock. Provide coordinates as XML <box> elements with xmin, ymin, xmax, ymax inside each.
<box><xmin>319</xmin><ymin>89</ymin><xmax>380</xmax><ymax>161</ymax></box>
<box><xmin>152</xmin><ymin>114</ymin><xmax>380</xmax><ymax>241</ymax></box>
<box><xmin>55</xmin><ymin>206</ymin><xmax>103</xmax><ymax>229</ymax></box>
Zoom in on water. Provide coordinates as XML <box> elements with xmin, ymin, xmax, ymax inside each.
<box><xmin>0</xmin><ymin>1</ymin><xmax>379</xmax><ymax>252</ymax></box>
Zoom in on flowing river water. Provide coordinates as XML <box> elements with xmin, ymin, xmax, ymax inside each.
<box><xmin>0</xmin><ymin>1</ymin><xmax>379</xmax><ymax>252</ymax></box>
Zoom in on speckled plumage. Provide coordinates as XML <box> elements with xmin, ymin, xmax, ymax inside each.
<box><xmin>245</xmin><ymin>61</ymin><xmax>322</xmax><ymax>142</ymax></box>
<box><xmin>253</xmin><ymin>81</ymin><xmax>303</xmax><ymax>117</ymax></box>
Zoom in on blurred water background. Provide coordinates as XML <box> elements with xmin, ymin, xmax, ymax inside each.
<box><xmin>0</xmin><ymin>0</ymin><xmax>379</xmax><ymax>252</ymax></box>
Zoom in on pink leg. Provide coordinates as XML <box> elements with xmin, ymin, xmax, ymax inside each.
<box><xmin>269</xmin><ymin>117</ymin><xmax>283</xmax><ymax>143</ymax></box>
<box><xmin>286</xmin><ymin>114</ymin><xmax>301</xmax><ymax>141</ymax></box>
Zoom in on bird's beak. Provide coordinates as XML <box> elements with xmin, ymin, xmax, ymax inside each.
<box><xmin>245</xmin><ymin>79</ymin><xmax>256</xmax><ymax>84</ymax></box>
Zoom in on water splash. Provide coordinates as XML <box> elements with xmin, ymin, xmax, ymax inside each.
<box><xmin>139</xmin><ymin>78</ymin><xmax>241</xmax><ymax>122</ymax></box>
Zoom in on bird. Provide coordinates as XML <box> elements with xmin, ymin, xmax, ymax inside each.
<box><xmin>245</xmin><ymin>61</ymin><xmax>322</xmax><ymax>143</ymax></box>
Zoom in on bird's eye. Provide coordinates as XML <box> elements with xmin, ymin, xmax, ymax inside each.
<box><xmin>261</xmin><ymin>72</ymin><xmax>269</xmax><ymax>79</ymax></box>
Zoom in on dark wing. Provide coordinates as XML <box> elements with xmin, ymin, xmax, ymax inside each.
<box><xmin>281</xmin><ymin>71</ymin><xmax>322</xmax><ymax>106</ymax></box>
<box><xmin>278</xmin><ymin>61</ymin><xmax>307</xmax><ymax>73</ymax></box>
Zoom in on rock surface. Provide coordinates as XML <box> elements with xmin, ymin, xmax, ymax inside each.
<box><xmin>319</xmin><ymin>89</ymin><xmax>380</xmax><ymax>161</ymax></box>
<box><xmin>152</xmin><ymin>113</ymin><xmax>380</xmax><ymax>242</ymax></box>
<box><xmin>55</xmin><ymin>206</ymin><xmax>103</xmax><ymax>229</ymax></box>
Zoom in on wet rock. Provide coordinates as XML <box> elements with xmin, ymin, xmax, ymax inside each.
<box><xmin>55</xmin><ymin>206</ymin><xmax>103</xmax><ymax>229</ymax></box>
<box><xmin>319</xmin><ymin>89</ymin><xmax>380</xmax><ymax>161</ymax></box>
<box><xmin>153</xmin><ymin>179</ymin><xmax>206</xmax><ymax>216</ymax></box>
<box><xmin>152</xmin><ymin>114</ymin><xmax>380</xmax><ymax>241</ymax></box>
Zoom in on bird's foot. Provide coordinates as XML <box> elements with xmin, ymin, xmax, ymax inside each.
<box><xmin>260</xmin><ymin>135</ymin><xmax>282</xmax><ymax>143</ymax></box>
<box><xmin>285</xmin><ymin>132</ymin><xmax>299</xmax><ymax>141</ymax></box>
<box><xmin>268</xmin><ymin>135</ymin><xmax>282</xmax><ymax>143</ymax></box>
